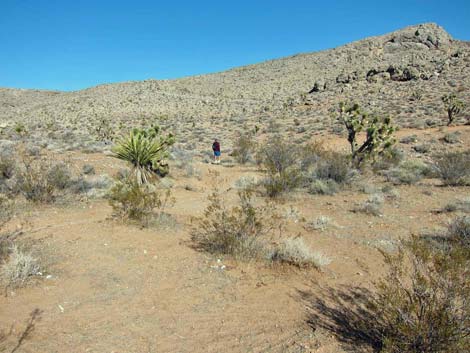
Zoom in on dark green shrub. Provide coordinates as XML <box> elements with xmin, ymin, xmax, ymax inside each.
<box><xmin>372</xmin><ymin>237</ymin><xmax>470</xmax><ymax>352</ymax></box>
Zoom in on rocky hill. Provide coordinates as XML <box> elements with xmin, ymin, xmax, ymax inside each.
<box><xmin>0</xmin><ymin>23</ymin><xmax>469</xmax><ymax>152</ymax></box>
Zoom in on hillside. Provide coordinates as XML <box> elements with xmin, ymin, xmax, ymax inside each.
<box><xmin>0</xmin><ymin>23</ymin><xmax>469</xmax><ymax>154</ymax></box>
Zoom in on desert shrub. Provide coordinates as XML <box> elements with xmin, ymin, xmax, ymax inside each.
<box><xmin>385</xmin><ymin>159</ymin><xmax>431</xmax><ymax>185</ymax></box>
<box><xmin>269</xmin><ymin>237</ymin><xmax>331</xmax><ymax>268</ymax></box>
<box><xmin>108</xmin><ymin>178</ymin><xmax>173</xmax><ymax>225</ymax></box>
<box><xmin>112</xmin><ymin>125</ymin><xmax>175</xmax><ymax>184</ymax></box>
<box><xmin>2</xmin><ymin>245</ymin><xmax>40</xmax><ymax>287</ymax></box>
<box><xmin>372</xmin><ymin>146</ymin><xmax>404</xmax><ymax>171</ymax></box>
<box><xmin>47</xmin><ymin>163</ymin><xmax>72</xmax><ymax>190</ymax></box>
<box><xmin>442</xmin><ymin>198</ymin><xmax>470</xmax><ymax>213</ymax></box>
<box><xmin>369</xmin><ymin>237</ymin><xmax>470</xmax><ymax>352</ymax></box>
<box><xmin>191</xmin><ymin>188</ymin><xmax>278</xmax><ymax>260</ymax></box>
<box><xmin>443</xmin><ymin>132</ymin><xmax>460</xmax><ymax>144</ymax></box>
<box><xmin>313</xmin><ymin>152</ymin><xmax>352</xmax><ymax>184</ymax></box>
<box><xmin>0</xmin><ymin>153</ymin><xmax>15</xmax><ymax>180</ymax></box>
<box><xmin>234</xmin><ymin>176</ymin><xmax>258</xmax><ymax>191</ymax></box>
<box><xmin>432</xmin><ymin>151</ymin><xmax>470</xmax><ymax>186</ymax></box>
<box><xmin>353</xmin><ymin>194</ymin><xmax>384</xmax><ymax>216</ymax></box>
<box><xmin>82</xmin><ymin>164</ymin><xmax>95</xmax><ymax>175</ymax></box>
<box><xmin>448</xmin><ymin>215</ymin><xmax>470</xmax><ymax>249</ymax></box>
<box><xmin>15</xmin><ymin>159</ymin><xmax>56</xmax><ymax>203</ymax></box>
<box><xmin>308</xmin><ymin>179</ymin><xmax>338</xmax><ymax>195</ymax></box>
<box><xmin>232</xmin><ymin>132</ymin><xmax>256</xmax><ymax>164</ymax></box>
<box><xmin>305</xmin><ymin>216</ymin><xmax>331</xmax><ymax>231</ymax></box>
<box><xmin>299</xmin><ymin>142</ymin><xmax>326</xmax><ymax>172</ymax></box>
<box><xmin>258</xmin><ymin>137</ymin><xmax>302</xmax><ymax>197</ymax></box>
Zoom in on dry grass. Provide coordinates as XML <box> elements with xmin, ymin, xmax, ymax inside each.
<box><xmin>270</xmin><ymin>237</ymin><xmax>331</xmax><ymax>269</ymax></box>
<box><xmin>2</xmin><ymin>245</ymin><xmax>40</xmax><ymax>287</ymax></box>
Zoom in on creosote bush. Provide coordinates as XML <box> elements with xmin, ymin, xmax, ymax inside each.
<box><xmin>258</xmin><ymin>137</ymin><xmax>302</xmax><ymax>197</ymax></box>
<box><xmin>368</xmin><ymin>236</ymin><xmax>470</xmax><ymax>352</ymax></box>
<box><xmin>191</xmin><ymin>187</ymin><xmax>279</xmax><ymax>260</ymax></box>
<box><xmin>108</xmin><ymin>179</ymin><xmax>173</xmax><ymax>225</ymax></box>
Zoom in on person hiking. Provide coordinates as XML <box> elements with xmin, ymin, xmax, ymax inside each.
<box><xmin>212</xmin><ymin>139</ymin><xmax>221</xmax><ymax>164</ymax></box>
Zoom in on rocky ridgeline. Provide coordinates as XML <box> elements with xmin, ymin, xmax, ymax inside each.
<box><xmin>0</xmin><ymin>23</ymin><xmax>469</xmax><ymax>151</ymax></box>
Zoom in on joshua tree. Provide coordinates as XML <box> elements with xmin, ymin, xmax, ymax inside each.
<box><xmin>112</xmin><ymin>125</ymin><xmax>174</xmax><ymax>184</ymax></box>
<box><xmin>337</xmin><ymin>102</ymin><xmax>395</xmax><ymax>166</ymax></box>
<box><xmin>442</xmin><ymin>93</ymin><xmax>465</xmax><ymax>126</ymax></box>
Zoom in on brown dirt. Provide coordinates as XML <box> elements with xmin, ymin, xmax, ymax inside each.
<box><xmin>1</xmin><ymin>127</ymin><xmax>469</xmax><ymax>353</ymax></box>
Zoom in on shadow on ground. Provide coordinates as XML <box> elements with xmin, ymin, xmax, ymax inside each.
<box><xmin>297</xmin><ymin>285</ymin><xmax>385</xmax><ymax>352</ymax></box>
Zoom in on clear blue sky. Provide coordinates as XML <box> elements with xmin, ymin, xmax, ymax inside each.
<box><xmin>1</xmin><ymin>0</ymin><xmax>469</xmax><ymax>91</ymax></box>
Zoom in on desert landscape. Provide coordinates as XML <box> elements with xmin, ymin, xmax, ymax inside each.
<box><xmin>0</xmin><ymin>22</ymin><xmax>469</xmax><ymax>353</ymax></box>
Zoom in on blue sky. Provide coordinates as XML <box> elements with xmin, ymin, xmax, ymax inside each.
<box><xmin>1</xmin><ymin>0</ymin><xmax>469</xmax><ymax>91</ymax></box>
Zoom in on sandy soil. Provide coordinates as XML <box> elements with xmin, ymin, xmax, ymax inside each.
<box><xmin>1</xmin><ymin>126</ymin><xmax>469</xmax><ymax>353</ymax></box>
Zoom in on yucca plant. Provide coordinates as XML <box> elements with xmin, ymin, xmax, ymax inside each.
<box><xmin>112</xmin><ymin>125</ymin><xmax>175</xmax><ymax>184</ymax></box>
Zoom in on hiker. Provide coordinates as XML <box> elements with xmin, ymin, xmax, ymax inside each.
<box><xmin>212</xmin><ymin>139</ymin><xmax>221</xmax><ymax>164</ymax></box>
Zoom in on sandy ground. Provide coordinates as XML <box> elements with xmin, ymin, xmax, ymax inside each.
<box><xmin>1</xmin><ymin>126</ymin><xmax>469</xmax><ymax>353</ymax></box>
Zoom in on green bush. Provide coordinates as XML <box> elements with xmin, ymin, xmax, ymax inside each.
<box><xmin>432</xmin><ymin>151</ymin><xmax>470</xmax><ymax>186</ymax></box>
<box><xmin>258</xmin><ymin>137</ymin><xmax>302</xmax><ymax>197</ymax></box>
<box><xmin>47</xmin><ymin>163</ymin><xmax>72</xmax><ymax>190</ymax></box>
<box><xmin>191</xmin><ymin>189</ymin><xmax>278</xmax><ymax>260</ymax></box>
<box><xmin>108</xmin><ymin>179</ymin><xmax>172</xmax><ymax>225</ymax></box>
<box><xmin>370</xmin><ymin>237</ymin><xmax>470</xmax><ymax>352</ymax></box>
